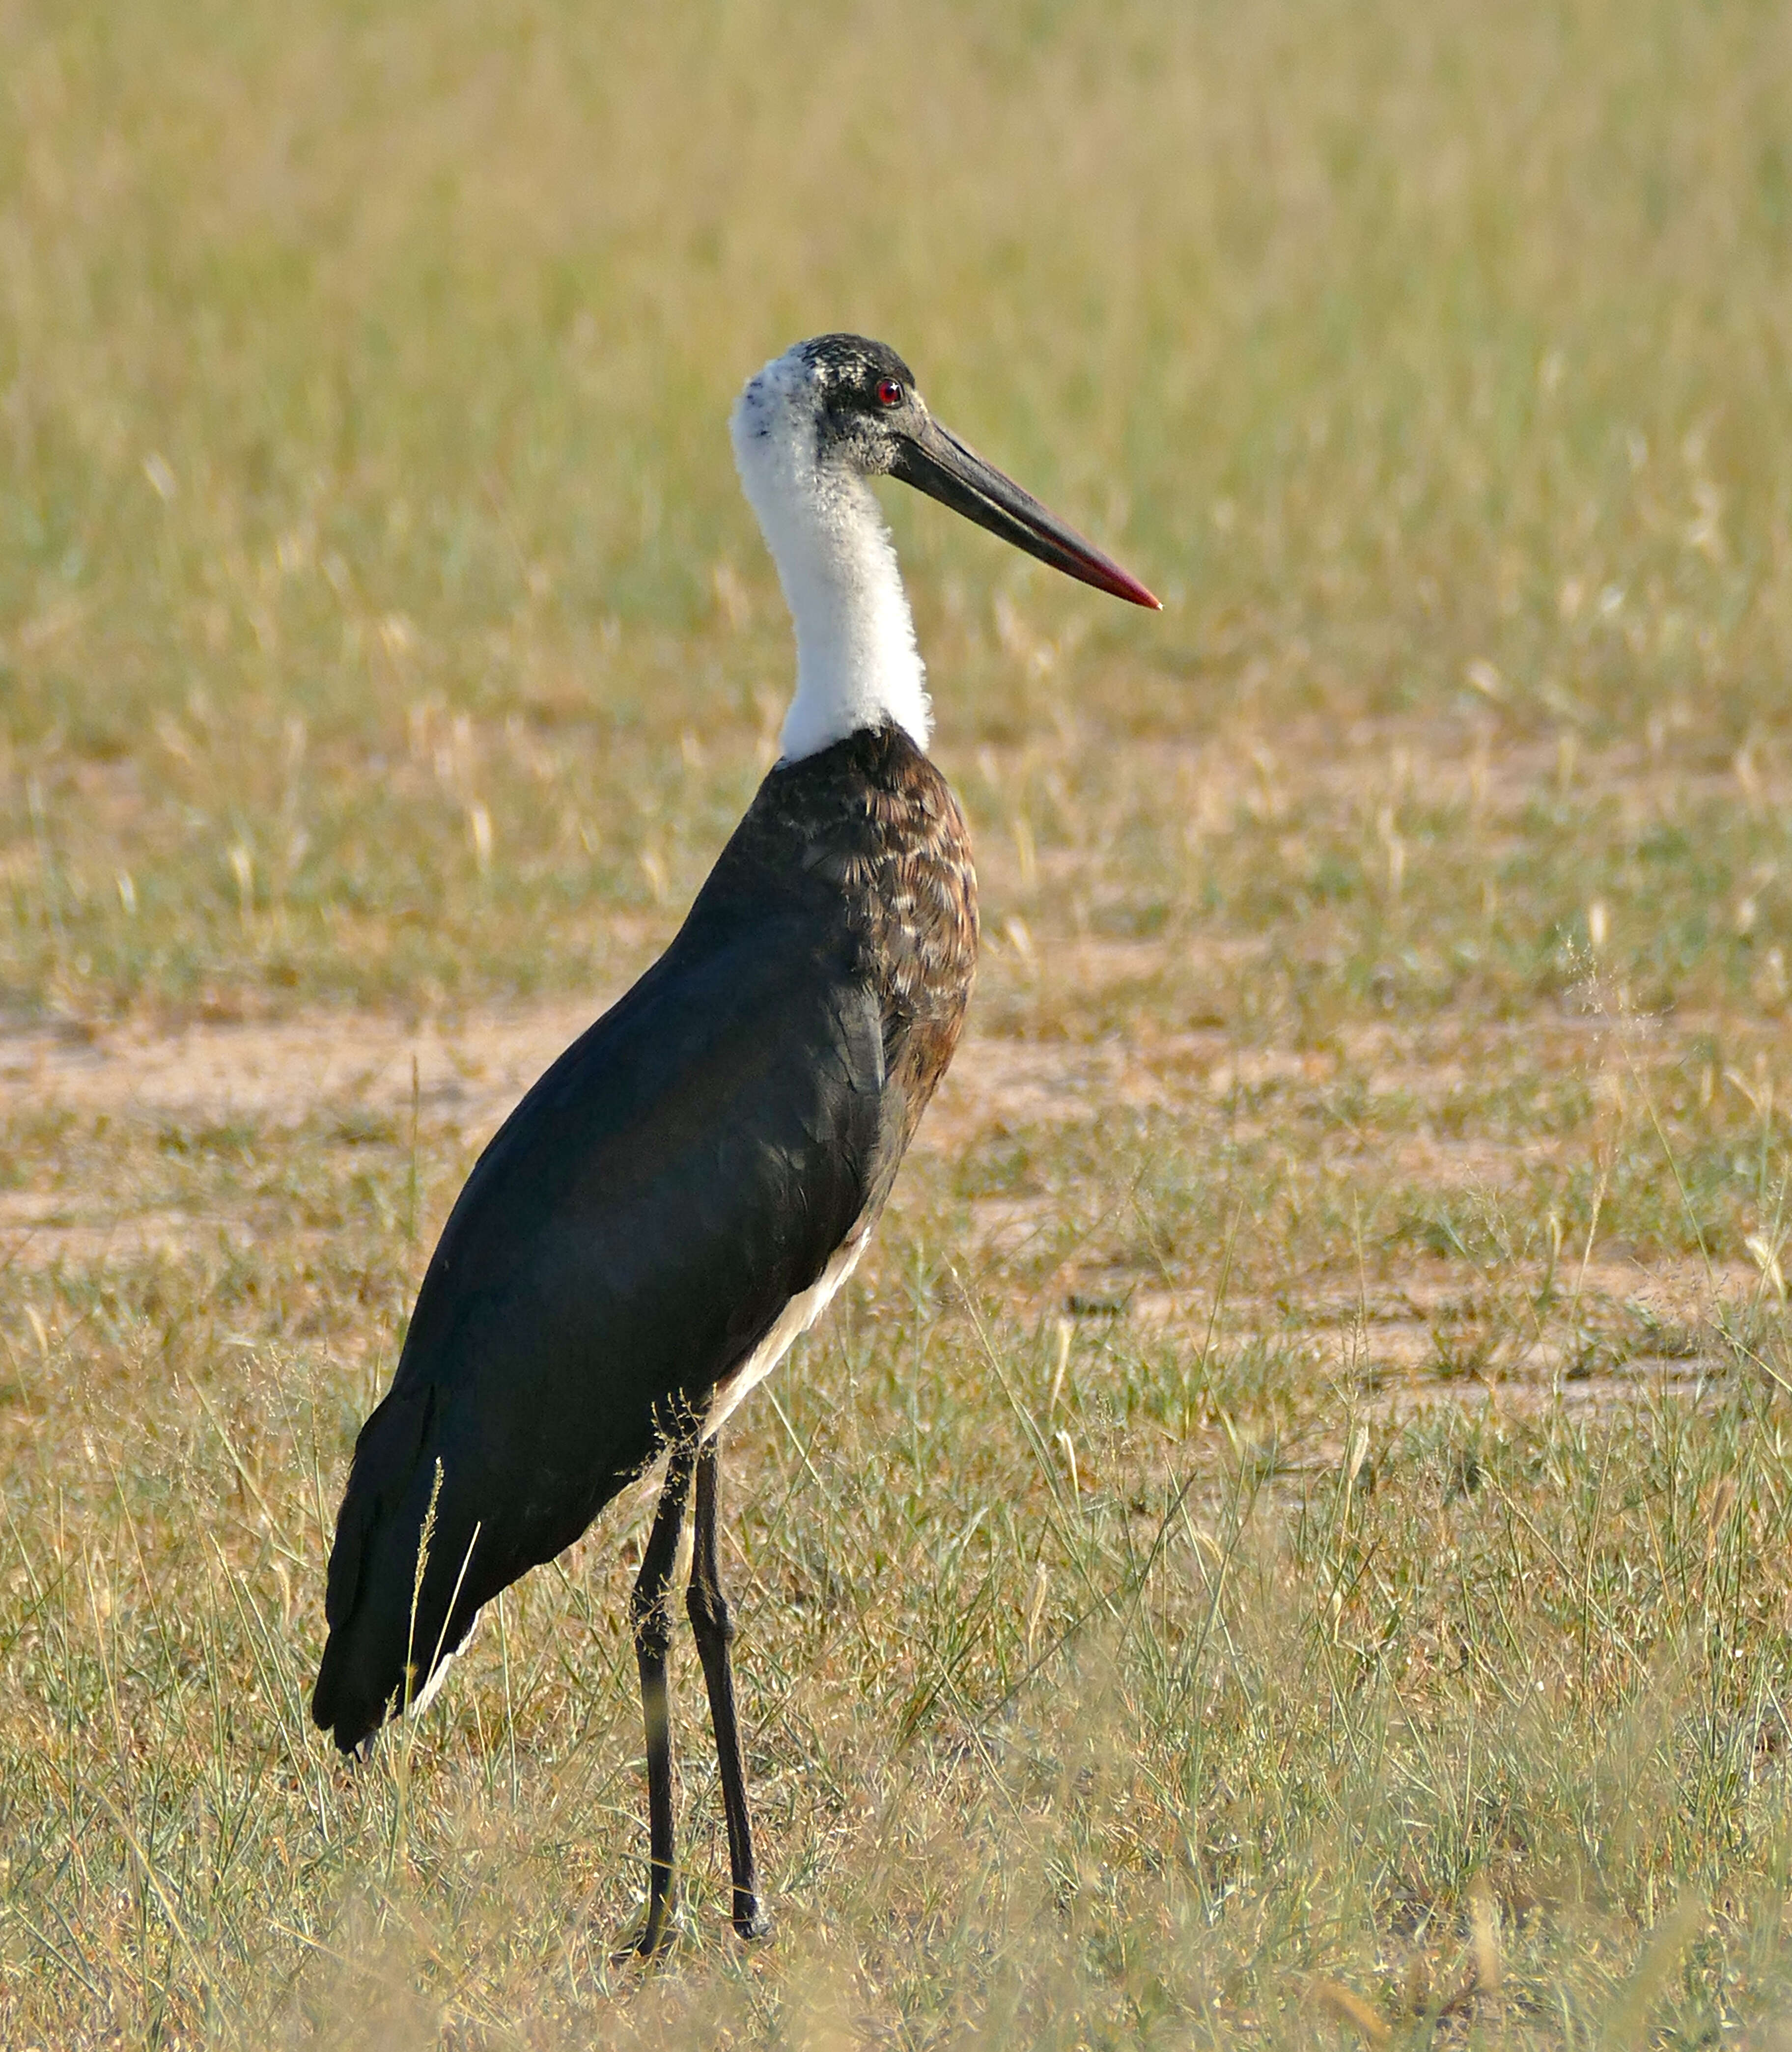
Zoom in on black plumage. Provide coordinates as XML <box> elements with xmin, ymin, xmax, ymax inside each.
<box><xmin>314</xmin><ymin>723</ymin><xmax>975</xmax><ymax>1757</ymax></box>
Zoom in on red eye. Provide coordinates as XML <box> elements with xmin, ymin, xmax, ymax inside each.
<box><xmin>875</xmin><ymin>378</ymin><xmax>904</xmax><ymax>407</ymax></box>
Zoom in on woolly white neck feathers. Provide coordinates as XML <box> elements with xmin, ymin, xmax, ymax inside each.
<box><xmin>731</xmin><ymin>346</ymin><xmax>932</xmax><ymax>763</ymax></box>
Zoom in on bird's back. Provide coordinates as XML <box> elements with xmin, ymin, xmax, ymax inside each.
<box><xmin>312</xmin><ymin>723</ymin><xmax>976</xmax><ymax>1751</ymax></box>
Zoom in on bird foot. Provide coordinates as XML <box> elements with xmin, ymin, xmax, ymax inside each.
<box><xmin>732</xmin><ymin>1900</ymin><xmax>774</xmax><ymax>1943</ymax></box>
<box><xmin>610</xmin><ymin>1904</ymin><xmax>677</xmax><ymax>1967</ymax></box>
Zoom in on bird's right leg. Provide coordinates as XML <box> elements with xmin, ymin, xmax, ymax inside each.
<box><xmin>620</xmin><ymin>1439</ymin><xmax>697</xmax><ymax>1961</ymax></box>
<box><xmin>686</xmin><ymin>1435</ymin><xmax>771</xmax><ymax>1940</ymax></box>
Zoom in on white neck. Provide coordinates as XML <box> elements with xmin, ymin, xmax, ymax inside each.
<box><xmin>731</xmin><ymin>356</ymin><xmax>931</xmax><ymax>761</ymax></box>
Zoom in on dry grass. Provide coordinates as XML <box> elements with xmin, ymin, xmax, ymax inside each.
<box><xmin>6</xmin><ymin>0</ymin><xmax>1792</xmax><ymax>2044</ymax></box>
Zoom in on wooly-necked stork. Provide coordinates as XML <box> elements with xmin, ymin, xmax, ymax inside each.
<box><xmin>311</xmin><ymin>334</ymin><xmax>1158</xmax><ymax>1954</ymax></box>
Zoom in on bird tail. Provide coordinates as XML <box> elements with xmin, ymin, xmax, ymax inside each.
<box><xmin>312</xmin><ymin>1399</ymin><xmax>482</xmax><ymax>1752</ymax></box>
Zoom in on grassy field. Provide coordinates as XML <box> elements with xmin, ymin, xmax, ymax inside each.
<box><xmin>6</xmin><ymin>0</ymin><xmax>1792</xmax><ymax>2043</ymax></box>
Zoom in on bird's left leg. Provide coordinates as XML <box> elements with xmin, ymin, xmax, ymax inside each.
<box><xmin>620</xmin><ymin>1438</ymin><xmax>697</xmax><ymax>1961</ymax></box>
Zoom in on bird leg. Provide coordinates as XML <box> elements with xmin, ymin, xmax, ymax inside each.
<box><xmin>686</xmin><ymin>1435</ymin><xmax>772</xmax><ymax>1940</ymax></box>
<box><xmin>620</xmin><ymin>1440</ymin><xmax>697</xmax><ymax>1960</ymax></box>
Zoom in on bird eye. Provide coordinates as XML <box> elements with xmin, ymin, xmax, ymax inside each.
<box><xmin>875</xmin><ymin>378</ymin><xmax>904</xmax><ymax>407</ymax></box>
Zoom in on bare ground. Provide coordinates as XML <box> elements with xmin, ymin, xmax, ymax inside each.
<box><xmin>2</xmin><ymin>983</ymin><xmax>1772</xmax><ymax>1424</ymax></box>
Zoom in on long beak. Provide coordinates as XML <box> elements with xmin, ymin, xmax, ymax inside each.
<box><xmin>889</xmin><ymin>416</ymin><xmax>1161</xmax><ymax>610</ymax></box>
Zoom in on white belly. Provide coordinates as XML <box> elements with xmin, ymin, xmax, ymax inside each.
<box><xmin>398</xmin><ymin>1234</ymin><xmax>868</xmax><ymax>1732</ymax></box>
<box><xmin>403</xmin><ymin>1608</ymin><xmax>480</xmax><ymax>1721</ymax></box>
<box><xmin>701</xmin><ymin>1233</ymin><xmax>868</xmax><ymax>1439</ymax></box>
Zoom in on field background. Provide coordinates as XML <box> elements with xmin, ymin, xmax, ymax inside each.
<box><xmin>6</xmin><ymin>0</ymin><xmax>1792</xmax><ymax>2044</ymax></box>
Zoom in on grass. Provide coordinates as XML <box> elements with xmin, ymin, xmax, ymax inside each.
<box><xmin>5</xmin><ymin>0</ymin><xmax>1792</xmax><ymax>2042</ymax></box>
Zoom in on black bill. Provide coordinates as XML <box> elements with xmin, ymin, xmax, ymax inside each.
<box><xmin>890</xmin><ymin>416</ymin><xmax>1160</xmax><ymax>610</ymax></box>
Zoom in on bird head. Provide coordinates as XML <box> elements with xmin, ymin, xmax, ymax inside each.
<box><xmin>733</xmin><ymin>334</ymin><xmax>1160</xmax><ymax>611</ymax></box>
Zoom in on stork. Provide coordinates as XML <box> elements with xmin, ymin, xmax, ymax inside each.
<box><xmin>311</xmin><ymin>334</ymin><xmax>1158</xmax><ymax>1955</ymax></box>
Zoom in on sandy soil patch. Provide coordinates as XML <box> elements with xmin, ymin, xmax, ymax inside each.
<box><xmin>0</xmin><ymin>1000</ymin><xmax>1223</xmax><ymax>1155</ymax></box>
<box><xmin>4</xmin><ymin>1006</ymin><xmax>1774</xmax><ymax>1437</ymax></box>
<box><xmin>0</xmin><ymin>1003</ymin><xmax>603</xmax><ymax>1138</ymax></box>
<box><xmin>0</xmin><ymin>1003</ymin><xmax>1199</xmax><ymax>1270</ymax></box>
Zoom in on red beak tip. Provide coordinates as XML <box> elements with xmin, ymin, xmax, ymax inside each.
<box><xmin>1095</xmin><ymin>560</ymin><xmax>1160</xmax><ymax>610</ymax></box>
